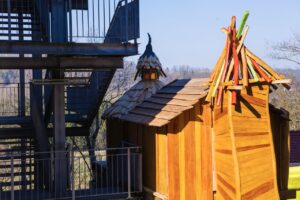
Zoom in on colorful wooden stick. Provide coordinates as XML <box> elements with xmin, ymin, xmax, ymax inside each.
<box><xmin>212</xmin><ymin>62</ymin><xmax>225</xmax><ymax>98</ymax></box>
<box><xmin>225</xmin><ymin>26</ymin><xmax>249</xmax><ymax>81</ymax></box>
<box><xmin>250</xmin><ymin>57</ymin><xmax>272</xmax><ymax>83</ymax></box>
<box><xmin>245</xmin><ymin>48</ymin><xmax>281</xmax><ymax>80</ymax></box>
<box><xmin>205</xmin><ymin>45</ymin><xmax>227</xmax><ymax>102</ymax></box>
<box><xmin>216</xmin><ymin>27</ymin><xmax>232</xmax><ymax>106</ymax></box>
<box><xmin>246</xmin><ymin>56</ymin><xmax>259</xmax><ymax>81</ymax></box>
<box><xmin>237</xmin><ymin>10</ymin><xmax>249</xmax><ymax>39</ymax></box>
<box><xmin>241</xmin><ymin>46</ymin><xmax>248</xmax><ymax>86</ymax></box>
<box><xmin>232</xmin><ymin>28</ymin><xmax>239</xmax><ymax>105</ymax></box>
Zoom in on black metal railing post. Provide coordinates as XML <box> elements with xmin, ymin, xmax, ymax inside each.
<box><xmin>127</xmin><ymin>147</ymin><xmax>132</xmax><ymax>199</ymax></box>
<box><xmin>10</xmin><ymin>154</ymin><xmax>14</xmax><ymax>200</ymax></box>
<box><xmin>124</xmin><ymin>0</ymin><xmax>129</xmax><ymax>43</ymax></box>
<box><xmin>69</xmin><ymin>145</ymin><xmax>75</xmax><ymax>200</ymax></box>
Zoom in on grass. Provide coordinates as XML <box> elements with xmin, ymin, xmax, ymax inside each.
<box><xmin>288</xmin><ymin>166</ymin><xmax>300</xmax><ymax>200</ymax></box>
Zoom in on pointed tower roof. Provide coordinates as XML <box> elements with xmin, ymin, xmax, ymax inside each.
<box><xmin>134</xmin><ymin>34</ymin><xmax>167</xmax><ymax>80</ymax></box>
<box><xmin>103</xmin><ymin>34</ymin><xmax>166</xmax><ymax>119</ymax></box>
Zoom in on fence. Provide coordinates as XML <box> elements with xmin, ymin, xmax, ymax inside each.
<box><xmin>0</xmin><ymin>146</ymin><xmax>142</xmax><ymax>200</ymax></box>
<box><xmin>0</xmin><ymin>83</ymin><xmax>30</xmax><ymax>116</ymax></box>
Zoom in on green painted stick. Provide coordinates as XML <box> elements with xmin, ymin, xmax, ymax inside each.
<box><xmin>237</xmin><ymin>10</ymin><xmax>249</xmax><ymax>39</ymax></box>
<box><xmin>246</xmin><ymin>56</ymin><xmax>259</xmax><ymax>81</ymax></box>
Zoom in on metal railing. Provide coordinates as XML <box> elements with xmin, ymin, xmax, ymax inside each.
<box><xmin>0</xmin><ymin>146</ymin><xmax>142</xmax><ymax>200</ymax></box>
<box><xmin>0</xmin><ymin>0</ymin><xmax>139</xmax><ymax>43</ymax></box>
<box><xmin>0</xmin><ymin>83</ymin><xmax>30</xmax><ymax>116</ymax></box>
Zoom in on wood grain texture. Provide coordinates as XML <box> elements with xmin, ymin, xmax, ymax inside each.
<box><xmin>167</xmin><ymin>120</ymin><xmax>180</xmax><ymax>200</ymax></box>
<box><xmin>213</xmin><ymin>84</ymin><xmax>280</xmax><ymax>200</ymax></box>
<box><xmin>156</xmin><ymin>127</ymin><xmax>168</xmax><ymax>196</ymax></box>
<box><xmin>213</xmin><ymin>90</ymin><xmax>238</xmax><ymax>200</ymax></box>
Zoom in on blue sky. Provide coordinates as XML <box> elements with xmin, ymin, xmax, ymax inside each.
<box><xmin>126</xmin><ymin>0</ymin><xmax>300</xmax><ymax>69</ymax></box>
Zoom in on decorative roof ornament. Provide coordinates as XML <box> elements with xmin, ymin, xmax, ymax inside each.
<box><xmin>134</xmin><ymin>33</ymin><xmax>167</xmax><ymax>80</ymax></box>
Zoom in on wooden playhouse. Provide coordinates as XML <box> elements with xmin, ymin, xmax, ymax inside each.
<box><xmin>104</xmin><ymin>78</ymin><xmax>213</xmax><ymax>200</ymax></box>
<box><xmin>103</xmin><ymin>13</ymin><xmax>292</xmax><ymax>200</ymax></box>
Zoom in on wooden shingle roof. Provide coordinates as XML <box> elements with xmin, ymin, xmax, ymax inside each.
<box><xmin>102</xmin><ymin>80</ymin><xmax>165</xmax><ymax>119</ymax></box>
<box><xmin>119</xmin><ymin>78</ymin><xmax>209</xmax><ymax>127</ymax></box>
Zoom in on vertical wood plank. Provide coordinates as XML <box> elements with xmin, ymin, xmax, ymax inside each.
<box><xmin>201</xmin><ymin>102</ymin><xmax>213</xmax><ymax>200</ymax></box>
<box><xmin>167</xmin><ymin>120</ymin><xmax>180</xmax><ymax>200</ymax></box>
<box><xmin>178</xmin><ymin>114</ymin><xmax>186</xmax><ymax>200</ymax></box>
<box><xmin>143</xmin><ymin>126</ymin><xmax>156</xmax><ymax>190</ymax></box>
<box><xmin>194</xmin><ymin>102</ymin><xmax>203</xmax><ymax>200</ymax></box>
<box><xmin>185</xmin><ymin>109</ymin><xmax>196</xmax><ymax>200</ymax></box>
<box><xmin>156</xmin><ymin>127</ymin><xmax>168</xmax><ymax>196</ymax></box>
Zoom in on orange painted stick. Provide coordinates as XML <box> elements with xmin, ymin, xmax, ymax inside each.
<box><xmin>250</xmin><ymin>57</ymin><xmax>272</xmax><ymax>83</ymax></box>
<box><xmin>216</xmin><ymin>27</ymin><xmax>232</xmax><ymax>106</ymax></box>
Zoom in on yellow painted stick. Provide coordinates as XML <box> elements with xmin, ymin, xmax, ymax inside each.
<box><xmin>246</xmin><ymin>56</ymin><xmax>259</xmax><ymax>81</ymax></box>
<box><xmin>245</xmin><ymin>48</ymin><xmax>282</xmax><ymax>80</ymax></box>
<box><xmin>225</xmin><ymin>25</ymin><xmax>249</xmax><ymax>81</ymax></box>
<box><xmin>241</xmin><ymin>46</ymin><xmax>248</xmax><ymax>86</ymax></box>
<box><xmin>205</xmin><ymin>45</ymin><xmax>227</xmax><ymax>102</ymax></box>
<box><xmin>212</xmin><ymin>62</ymin><xmax>225</xmax><ymax>98</ymax></box>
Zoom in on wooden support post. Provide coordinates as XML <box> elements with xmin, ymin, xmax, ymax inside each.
<box><xmin>53</xmin><ymin>84</ymin><xmax>67</xmax><ymax>196</ymax></box>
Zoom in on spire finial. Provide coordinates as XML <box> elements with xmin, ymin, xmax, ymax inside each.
<box><xmin>134</xmin><ymin>33</ymin><xmax>167</xmax><ymax>80</ymax></box>
<box><xmin>147</xmin><ymin>33</ymin><xmax>152</xmax><ymax>45</ymax></box>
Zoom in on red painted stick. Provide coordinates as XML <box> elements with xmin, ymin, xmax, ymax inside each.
<box><xmin>250</xmin><ymin>57</ymin><xmax>272</xmax><ymax>83</ymax></box>
<box><xmin>216</xmin><ymin>27</ymin><xmax>232</xmax><ymax>106</ymax></box>
<box><xmin>231</xmin><ymin>28</ymin><xmax>239</xmax><ymax>105</ymax></box>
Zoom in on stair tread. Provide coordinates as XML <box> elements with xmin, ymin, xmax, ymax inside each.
<box><xmin>0</xmin><ymin>180</ymin><xmax>34</xmax><ymax>187</ymax></box>
<box><xmin>0</xmin><ymin>163</ymin><xmax>34</xmax><ymax>168</ymax></box>
<box><xmin>0</xmin><ymin>171</ymin><xmax>33</xmax><ymax>178</ymax></box>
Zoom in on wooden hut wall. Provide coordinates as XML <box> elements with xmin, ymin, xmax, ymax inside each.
<box><xmin>214</xmin><ymin>90</ymin><xmax>240</xmax><ymax>200</ymax></box>
<box><xmin>117</xmin><ymin>100</ymin><xmax>212</xmax><ymax>200</ymax></box>
<box><xmin>145</xmin><ymin>101</ymin><xmax>213</xmax><ymax>200</ymax></box>
<box><xmin>107</xmin><ymin>120</ymin><xmax>125</xmax><ymax>148</ymax></box>
<box><xmin>213</xmin><ymin>84</ymin><xmax>280</xmax><ymax>199</ymax></box>
<box><xmin>270</xmin><ymin>107</ymin><xmax>290</xmax><ymax>192</ymax></box>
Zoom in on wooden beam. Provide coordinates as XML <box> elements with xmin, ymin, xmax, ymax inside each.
<box><xmin>0</xmin><ymin>57</ymin><xmax>123</xmax><ymax>69</ymax></box>
<box><xmin>0</xmin><ymin>41</ymin><xmax>138</xmax><ymax>56</ymax></box>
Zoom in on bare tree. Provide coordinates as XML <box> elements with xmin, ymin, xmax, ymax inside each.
<box><xmin>95</xmin><ymin>61</ymin><xmax>137</xmax><ymax>148</ymax></box>
<box><xmin>272</xmin><ymin>33</ymin><xmax>300</xmax><ymax>66</ymax></box>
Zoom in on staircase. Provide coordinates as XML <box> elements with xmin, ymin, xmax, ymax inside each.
<box><xmin>0</xmin><ymin>0</ymin><xmax>140</xmax><ymax>192</ymax></box>
<box><xmin>0</xmin><ymin>0</ymin><xmax>46</xmax><ymax>41</ymax></box>
<box><xmin>0</xmin><ymin>138</ymin><xmax>35</xmax><ymax>191</ymax></box>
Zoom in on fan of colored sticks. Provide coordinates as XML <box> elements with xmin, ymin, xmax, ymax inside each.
<box><xmin>206</xmin><ymin>11</ymin><xmax>291</xmax><ymax>106</ymax></box>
